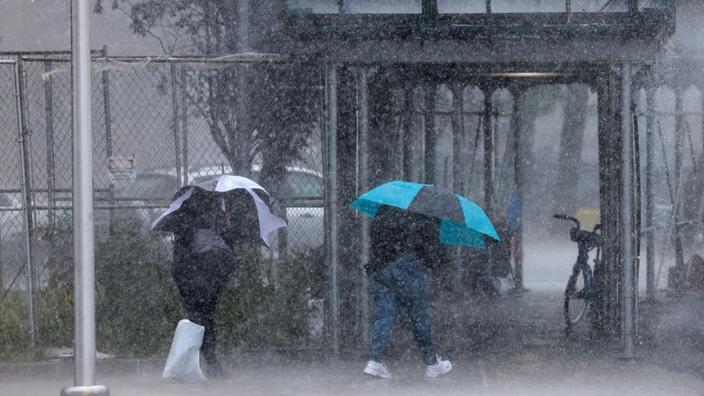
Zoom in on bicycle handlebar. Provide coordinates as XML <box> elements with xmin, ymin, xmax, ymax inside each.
<box><xmin>553</xmin><ymin>214</ymin><xmax>602</xmax><ymax>248</ymax></box>
<box><xmin>553</xmin><ymin>214</ymin><xmax>580</xmax><ymax>228</ymax></box>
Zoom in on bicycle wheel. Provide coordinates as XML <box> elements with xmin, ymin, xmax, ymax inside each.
<box><xmin>564</xmin><ymin>264</ymin><xmax>589</xmax><ymax>327</ymax></box>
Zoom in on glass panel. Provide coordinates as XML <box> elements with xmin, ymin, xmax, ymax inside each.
<box><xmin>286</xmin><ymin>0</ymin><xmax>647</xmax><ymax>15</ymax></box>
<box><xmin>343</xmin><ymin>0</ymin><xmax>422</xmax><ymax>14</ymax></box>
<box><xmin>287</xmin><ymin>0</ymin><xmax>423</xmax><ymax>14</ymax></box>
<box><xmin>287</xmin><ymin>0</ymin><xmax>340</xmax><ymax>14</ymax></box>
<box><xmin>438</xmin><ymin>0</ymin><xmax>487</xmax><ymax>13</ymax></box>
<box><xmin>491</xmin><ymin>0</ymin><xmax>567</xmax><ymax>13</ymax></box>
<box><xmin>638</xmin><ymin>0</ymin><xmax>669</xmax><ymax>10</ymax></box>
<box><xmin>438</xmin><ymin>0</ymin><xmax>638</xmax><ymax>14</ymax></box>
<box><xmin>571</xmin><ymin>0</ymin><xmax>627</xmax><ymax>12</ymax></box>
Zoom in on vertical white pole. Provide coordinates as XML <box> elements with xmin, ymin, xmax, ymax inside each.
<box><xmin>62</xmin><ymin>1</ymin><xmax>109</xmax><ymax>395</ymax></box>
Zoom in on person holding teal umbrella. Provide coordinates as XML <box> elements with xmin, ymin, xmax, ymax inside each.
<box><xmin>352</xmin><ymin>181</ymin><xmax>499</xmax><ymax>379</ymax></box>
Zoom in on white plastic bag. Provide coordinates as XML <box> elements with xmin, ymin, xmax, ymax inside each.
<box><xmin>162</xmin><ymin>319</ymin><xmax>208</xmax><ymax>382</ymax></box>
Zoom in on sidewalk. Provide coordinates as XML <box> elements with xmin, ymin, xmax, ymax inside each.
<box><xmin>1</xmin><ymin>354</ymin><xmax>701</xmax><ymax>396</ymax></box>
<box><xmin>2</xmin><ymin>291</ymin><xmax>703</xmax><ymax>396</ymax></box>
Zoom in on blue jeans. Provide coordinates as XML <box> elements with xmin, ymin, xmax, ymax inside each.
<box><xmin>368</xmin><ymin>255</ymin><xmax>436</xmax><ymax>365</ymax></box>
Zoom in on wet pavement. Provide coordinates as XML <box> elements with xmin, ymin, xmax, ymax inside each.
<box><xmin>2</xmin><ymin>358</ymin><xmax>700</xmax><ymax>396</ymax></box>
<box><xmin>2</xmin><ymin>290</ymin><xmax>704</xmax><ymax>396</ymax></box>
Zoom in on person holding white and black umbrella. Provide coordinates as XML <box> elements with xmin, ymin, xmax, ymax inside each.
<box><xmin>153</xmin><ymin>176</ymin><xmax>286</xmax><ymax>377</ymax></box>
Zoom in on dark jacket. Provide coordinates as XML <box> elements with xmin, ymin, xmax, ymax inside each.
<box><xmin>366</xmin><ymin>206</ymin><xmax>447</xmax><ymax>274</ymax></box>
<box><xmin>170</xmin><ymin>187</ymin><xmax>262</xmax><ymax>283</ymax></box>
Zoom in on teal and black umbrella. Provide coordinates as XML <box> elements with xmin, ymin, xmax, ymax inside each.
<box><xmin>351</xmin><ymin>180</ymin><xmax>499</xmax><ymax>248</ymax></box>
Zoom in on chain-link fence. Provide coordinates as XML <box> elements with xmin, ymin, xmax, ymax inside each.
<box><xmin>3</xmin><ymin>51</ymin><xmax>703</xmax><ymax>355</ymax></box>
<box><xmin>0</xmin><ymin>54</ymin><xmax>326</xmax><ymax>354</ymax></box>
<box><xmin>0</xmin><ymin>60</ymin><xmax>26</xmax><ymax>295</ymax></box>
<box><xmin>21</xmin><ymin>56</ymin><xmax>323</xmax><ymax>258</ymax></box>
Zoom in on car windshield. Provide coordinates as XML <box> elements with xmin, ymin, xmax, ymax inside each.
<box><xmin>286</xmin><ymin>172</ymin><xmax>323</xmax><ymax>198</ymax></box>
<box><xmin>114</xmin><ymin>174</ymin><xmax>179</xmax><ymax>201</ymax></box>
<box><xmin>191</xmin><ymin>170</ymin><xmax>322</xmax><ymax>199</ymax></box>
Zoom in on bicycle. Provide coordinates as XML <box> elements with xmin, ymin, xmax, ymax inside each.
<box><xmin>553</xmin><ymin>214</ymin><xmax>602</xmax><ymax>329</ymax></box>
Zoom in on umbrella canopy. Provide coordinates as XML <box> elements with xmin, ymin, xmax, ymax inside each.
<box><xmin>351</xmin><ymin>180</ymin><xmax>499</xmax><ymax>248</ymax></box>
<box><xmin>152</xmin><ymin>175</ymin><xmax>286</xmax><ymax>247</ymax></box>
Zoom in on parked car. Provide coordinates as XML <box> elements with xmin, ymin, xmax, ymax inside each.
<box><xmin>112</xmin><ymin>164</ymin><xmax>325</xmax><ymax>253</ymax></box>
<box><xmin>0</xmin><ymin>192</ymin><xmax>24</xmax><ymax>287</ymax></box>
<box><xmin>0</xmin><ymin>192</ymin><xmax>24</xmax><ymax>240</ymax></box>
<box><xmin>0</xmin><ymin>191</ymin><xmax>60</xmax><ymax>289</ymax></box>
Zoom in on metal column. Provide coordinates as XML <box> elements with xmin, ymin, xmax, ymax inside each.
<box><xmin>61</xmin><ymin>0</ymin><xmax>109</xmax><ymax>394</ymax></box>
<box><xmin>644</xmin><ymin>87</ymin><xmax>655</xmax><ymax>300</ymax></box>
<box><xmin>325</xmin><ymin>64</ymin><xmax>340</xmax><ymax>357</ymax></box>
<box><xmin>402</xmin><ymin>87</ymin><xmax>414</xmax><ymax>180</ymax></box>
<box><xmin>621</xmin><ymin>63</ymin><xmax>636</xmax><ymax>360</ymax></box>
<box><xmin>451</xmin><ymin>84</ymin><xmax>465</xmax><ymax>195</ymax></box>
<box><xmin>357</xmin><ymin>68</ymin><xmax>370</xmax><ymax>343</ymax></box>
<box><xmin>483</xmin><ymin>88</ymin><xmax>495</xmax><ymax>213</ymax></box>
<box><xmin>512</xmin><ymin>89</ymin><xmax>525</xmax><ymax>291</ymax></box>
<box><xmin>672</xmin><ymin>87</ymin><xmax>686</xmax><ymax>281</ymax></box>
<box><xmin>596</xmin><ymin>67</ymin><xmax>622</xmax><ymax>336</ymax></box>
<box><xmin>424</xmin><ymin>83</ymin><xmax>437</xmax><ymax>183</ymax></box>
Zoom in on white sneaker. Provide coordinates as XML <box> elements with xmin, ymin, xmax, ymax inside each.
<box><xmin>363</xmin><ymin>360</ymin><xmax>392</xmax><ymax>378</ymax></box>
<box><xmin>425</xmin><ymin>355</ymin><xmax>452</xmax><ymax>378</ymax></box>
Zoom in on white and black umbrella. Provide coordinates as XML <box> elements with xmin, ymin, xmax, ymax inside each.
<box><xmin>151</xmin><ymin>175</ymin><xmax>286</xmax><ymax>247</ymax></box>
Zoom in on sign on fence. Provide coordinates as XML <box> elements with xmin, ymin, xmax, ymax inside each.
<box><xmin>107</xmin><ymin>156</ymin><xmax>136</xmax><ymax>184</ymax></box>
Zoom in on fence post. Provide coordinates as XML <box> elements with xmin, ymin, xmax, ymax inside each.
<box><xmin>101</xmin><ymin>46</ymin><xmax>114</xmax><ymax>230</ymax></box>
<box><xmin>44</xmin><ymin>58</ymin><xmax>56</xmax><ymax>230</ymax></box>
<box><xmin>170</xmin><ymin>63</ymin><xmax>183</xmax><ymax>188</ymax></box>
<box><xmin>14</xmin><ymin>57</ymin><xmax>36</xmax><ymax>351</ymax></box>
<box><xmin>180</xmin><ymin>65</ymin><xmax>189</xmax><ymax>186</ymax></box>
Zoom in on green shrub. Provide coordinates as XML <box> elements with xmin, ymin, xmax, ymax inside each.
<box><xmin>217</xmin><ymin>250</ymin><xmax>314</xmax><ymax>352</ymax></box>
<box><xmin>0</xmin><ymin>291</ymin><xmax>30</xmax><ymax>360</ymax></box>
<box><xmin>37</xmin><ymin>280</ymin><xmax>73</xmax><ymax>349</ymax></box>
<box><xmin>2</xmin><ymin>216</ymin><xmax>318</xmax><ymax>360</ymax></box>
<box><xmin>94</xmin><ymin>217</ymin><xmax>184</xmax><ymax>357</ymax></box>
